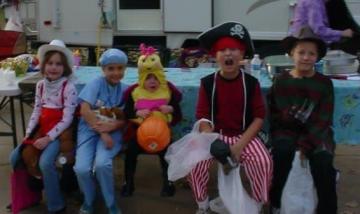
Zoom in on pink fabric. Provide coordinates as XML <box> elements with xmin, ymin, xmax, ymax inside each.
<box><xmin>11</xmin><ymin>169</ymin><xmax>42</xmax><ymax>214</ymax></box>
<box><xmin>187</xmin><ymin>135</ymin><xmax>273</xmax><ymax>203</ymax></box>
<box><xmin>139</xmin><ymin>43</ymin><xmax>157</xmax><ymax>56</ymax></box>
<box><xmin>135</xmin><ymin>99</ymin><xmax>167</xmax><ymax>111</ymax></box>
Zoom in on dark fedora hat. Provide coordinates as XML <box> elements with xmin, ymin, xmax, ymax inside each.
<box><xmin>197</xmin><ymin>21</ymin><xmax>255</xmax><ymax>59</ymax></box>
<box><xmin>282</xmin><ymin>27</ymin><xmax>327</xmax><ymax>61</ymax></box>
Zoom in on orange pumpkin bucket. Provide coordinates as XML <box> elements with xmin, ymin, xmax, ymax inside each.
<box><xmin>137</xmin><ymin>116</ymin><xmax>171</xmax><ymax>153</ymax></box>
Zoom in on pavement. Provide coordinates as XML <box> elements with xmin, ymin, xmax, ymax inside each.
<box><xmin>0</xmin><ymin>99</ymin><xmax>359</xmax><ymax>214</ymax></box>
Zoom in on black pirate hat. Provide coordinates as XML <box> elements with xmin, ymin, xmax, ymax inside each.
<box><xmin>197</xmin><ymin>22</ymin><xmax>255</xmax><ymax>59</ymax></box>
<box><xmin>282</xmin><ymin>27</ymin><xmax>327</xmax><ymax>61</ymax></box>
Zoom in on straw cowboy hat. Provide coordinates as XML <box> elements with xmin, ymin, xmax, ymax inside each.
<box><xmin>38</xmin><ymin>39</ymin><xmax>74</xmax><ymax>68</ymax></box>
<box><xmin>282</xmin><ymin>27</ymin><xmax>327</xmax><ymax>61</ymax></box>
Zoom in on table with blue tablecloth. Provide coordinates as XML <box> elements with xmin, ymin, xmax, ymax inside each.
<box><xmin>19</xmin><ymin>66</ymin><xmax>360</xmax><ymax>144</ymax></box>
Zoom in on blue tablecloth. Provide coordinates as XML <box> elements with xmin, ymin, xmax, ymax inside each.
<box><xmin>74</xmin><ymin>66</ymin><xmax>360</xmax><ymax>145</ymax></box>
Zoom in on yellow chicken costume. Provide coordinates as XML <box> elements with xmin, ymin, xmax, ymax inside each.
<box><xmin>131</xmin><ymin>44</ymin><xmax>172</xmax><ymax>123</ymax></box>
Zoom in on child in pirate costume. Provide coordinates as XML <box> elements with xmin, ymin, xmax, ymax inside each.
<box><xmin>268</xmin><ymin>27</ymin><xmax>337</xmax><ymax>214</ymax></box>
<box><xmin>121</xmin><ymin>44</ymin><xmax>182</xmax><ymax>197</ymax></box>
<box><xmin>187</xmin><ymin>22</ymin><xmax>273</xmax><ymax>214</ymax></box>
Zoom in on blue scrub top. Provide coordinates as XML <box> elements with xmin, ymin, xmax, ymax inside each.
<box><xmin>77</xmin><ymin>76</ymin><xmax>128</xmax><ymax>132</ymax></box>
<box><xmin>78</xmin><ymin>76</ymin><xmax>128</xmax><ymax>109</ymax></box>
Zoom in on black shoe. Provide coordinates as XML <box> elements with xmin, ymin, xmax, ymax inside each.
<box><xmin>120</xmin><ymin>182</ymin><xmax>134</xmax><ymax>197</ymax></box>
<box><xmin>48</xmin><ymin>206</ymin><xmax>66</xmax><ymax>214</ymax></box>
<box><xmin>6</xmin><ymin>204</ymin><xmax>11</xmax><ymax>211</ymax></box>
<box><xmin>160</xmin><ymin>181</ymin><xmax>176</xmax><ymax>197</ymax></box>
<box><xmin>60</xmin><ymin>163</ymin><xmax>78</xmax><ymax>194</ymax></box>
<box><xmin>28</xmin><ymin>176</ymin><xmax>44</xmax><ymax>191</ymax></box>
<box><xmin>7</xmin><ymin>202</ymin><xmax>41</xmax><ymax>212</ymax></box>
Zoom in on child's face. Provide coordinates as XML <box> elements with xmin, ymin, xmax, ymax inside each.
<box><xmin>216</xmin><ymin>48</ymin><xmax>244</xmax><ymax>73</ymax></box>
<box><xmin>103</xmin><ymin>64</ymin><xmax>126</xmax><ymax>85</ymax></box>
<box><xmin>291</xmin><ymin>41</ymin><xmax>318</xmax><ymax>72</ymax></box>
<box><xmin>144</xmin><ymin>74</ymin><xmax>160</xmax><ymax>92</ymax></box>
<box><xmin>44</xmin><ymin>52</ymin><xmax>65</xmax><ymax>81</ymax></box>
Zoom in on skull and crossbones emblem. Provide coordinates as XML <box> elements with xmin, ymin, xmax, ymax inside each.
<box><xmin>230</xmin><ymin>24</ymin><xmax>245</xmax><ymax>38</ymax></box>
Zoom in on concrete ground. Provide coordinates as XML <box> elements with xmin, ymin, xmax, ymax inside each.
<box><xmin>0</xmin><ymin>99</ymin><xmax>359</xmax><ymax>214</ymax></box>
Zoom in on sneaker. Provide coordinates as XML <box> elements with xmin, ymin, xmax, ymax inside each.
<box><xmin>48</xmin><ymin>207</ymin><xmax>66</xmax><ymax>214</ymax></box>
<box><xmin>6</xmin><ymin>204</ymin><xmax>11</xmax><ymax>211</ymax></box>
<box><xmin>160</xmin><ymin>181</ymin><xmax>176</xmax><ymax>197</ymax></box>
<box><xmin>336</xmin><ymin>169</ymin><xmax>341</xmax><ymax>183</ymax></box>
<box><xmin>109</xmin><ymin>205</ymin><xmax>122</xmax><ymax>214</ymax></box>
<box><xmin>195</xmin><ymin>208</ymin><xmax>210</xmax><ymax>214</ymax></box>
<box><xmin>120</xmin><ymin>182</ymin><xmax>134</xmax><ymax>197</ymax></box>
<box><xmin>271</xmin><ymin>207</ymin><xmax>280</xmax><ymax>214</ymax></box>
<box><xmin>209</xmin><ymin>197</ymin><xmax>229</xmax><ymax>214</ymax></box>
<box><xmin>79</xmin><ymin>203</ymin><xmax>94</xmax><ymax>214</ymax></box>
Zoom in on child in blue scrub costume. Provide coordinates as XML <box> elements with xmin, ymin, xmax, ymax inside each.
<box><xmin>74</xmin><ymin>48</ymin><xmax>128</xmax><ymax>214</ymax></box>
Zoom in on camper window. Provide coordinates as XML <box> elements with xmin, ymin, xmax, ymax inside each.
<box><xmin>119</xmin><ymin>0</ymin><xmax>160</xmax><ymax>9</ymax></box>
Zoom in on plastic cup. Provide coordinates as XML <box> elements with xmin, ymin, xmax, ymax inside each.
<box><xmin>6</xmin><ymin>70</ymin><xmax>16</xmax><ymax>86</ymax></box>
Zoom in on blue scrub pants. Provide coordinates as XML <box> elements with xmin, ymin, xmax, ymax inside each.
<box><xmin>73</xmin><ymin>124</ymin><xmax>122</xmax><ymax>208</ymax></box>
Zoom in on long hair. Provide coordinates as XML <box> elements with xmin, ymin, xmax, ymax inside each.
<box><xmin>40</xmin><ymin>51</ymin><xmax>72</xmax><ymax>77</ymax></box>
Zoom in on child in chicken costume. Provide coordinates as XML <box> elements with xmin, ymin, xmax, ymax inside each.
<box><xmin>121</xmin><ymin>44</ymin><xmax>183</xmax><ymax>197</ymax></box>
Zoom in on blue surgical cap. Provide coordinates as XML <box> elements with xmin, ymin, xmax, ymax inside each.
<box><xmin>99</xmin><ymin>48</ymin><xmax>128</xmax><ymax>66</ymax></box>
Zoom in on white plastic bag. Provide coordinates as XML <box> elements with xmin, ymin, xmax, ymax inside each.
<box><xmin>218</xmin><ymin>164</ymin><xmax>261</xmax><ymax>214</ymax></box>
<box><xmin>280</xmin><ymin>151</ymin><xmax>318</xmax><ymax>214</ymax></box>
<box><xmin>209</xmin><ymin>197</ymin><xmax>229</xmax><ymax>214</ymax></box>
<box><xmin>4</xmin><ymin>6</ymin><xmax>23</xmax><ymax>32</ymax></box>
<box><xmin>165</xmin><ymin>119</ymin><xmax>219</xmax><ymax>181</ymax></box>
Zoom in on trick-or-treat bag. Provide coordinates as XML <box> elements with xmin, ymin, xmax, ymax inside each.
<box><xmin>280</xmin><ymin>151</ymin><xmax>318</xmax><ymax>214</ymax></box>
<box><xmin>165</xmin><ymin>119</ymin><xmax>218</xmax><ymax>181</ymax></box>
<box><xmin>10</xmin><ymin>169</ymin><xmax>42</xmax><ymax>214</ymax></box>
<box><xmin>218</xmin><ymin>164</ymin><xmax>261</xmax><ymax>214</ymax></box>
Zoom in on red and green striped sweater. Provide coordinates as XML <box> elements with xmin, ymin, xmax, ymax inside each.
<box><xmin>268</xmin><ymin>71</ymin><xmax>335</xmax><ymax>154</ymax></box>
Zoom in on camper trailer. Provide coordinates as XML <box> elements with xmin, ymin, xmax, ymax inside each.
<box><xmin>5</xmin><ymin>0</ymin><xmax>360</xmax><ymax>50</ymax></box>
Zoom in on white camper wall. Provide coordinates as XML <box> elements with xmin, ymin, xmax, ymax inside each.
<box><xmin>214</xmin><ymin>0</ymin><xmax>293</xmax><ymax>40</ymax></box>
<box><xmin>163</xmin><ymin>0</ymin><xmax>212</xmax><ymax>32</ymax></box>
<box><xmin>38</xmin><ymin>0</ymin><xmax>112</xmax><ymax>46</ymax></box>
<box><xmin>347</xmin><ymin>0</ymin><xmax>360</xmax><ymax>24</ymax></box>
<box><xmin>116</xmin><ymin>0</ymin><xmax>163</xmax><ymax>32</ymax></box>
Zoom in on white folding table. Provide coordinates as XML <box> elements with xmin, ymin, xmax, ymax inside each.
<box><xmin>0</xmin><ymin>73</ymin><xmax>36</xmax><ymax>148</ymax></box>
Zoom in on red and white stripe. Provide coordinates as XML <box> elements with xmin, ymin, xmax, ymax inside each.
<box><xmin>187</xmin><ymin>135</ymin><xmax>273</xmax><ymax>203</ymax></box>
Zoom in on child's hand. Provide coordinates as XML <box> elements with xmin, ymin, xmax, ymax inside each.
<box><xmin>136</xmin><ymin>109</ymin><xmax>151</xmax><ymax>118</ymax></box>
<box><xmin>230</xmin><ymin>138</ymin><xmax>247</xmax><ymax>162</ymax></box>
<box><xmin>199</xmin><ymin>121</ymin><xmax>214</xmax><ymax>133</ymax></box>
<box><xmin>230</xmin><ymin>143</ymin><xmax>243</xmax><ymax>162</ymax></box>
<box><xmin>93</xmin><ymin>120</ymin><xmax>115</xmax><ymax>133</ymax></box>
<box><xmin>282</xmin><ymin>105</ymin><xmax>304</xmax><ymax>127</ymax></box>
<box><xmin>159</xmin><ymin>105</ymin><xmax>173</xmax><ymax>114</ymax></box>
<box><xmin>342</xmin><ymin>28</ymin><xmax>353</xmax><ymax>38</ymax></box>
<box><xmin>101</xmin><ymin>133</ymin><xmax>114</xmax><ymax>149</ymax></box>
<box><xmin>33</xmin><ymin>136</ymin><xmax>51</xmax><ymax>150</ymax></box>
